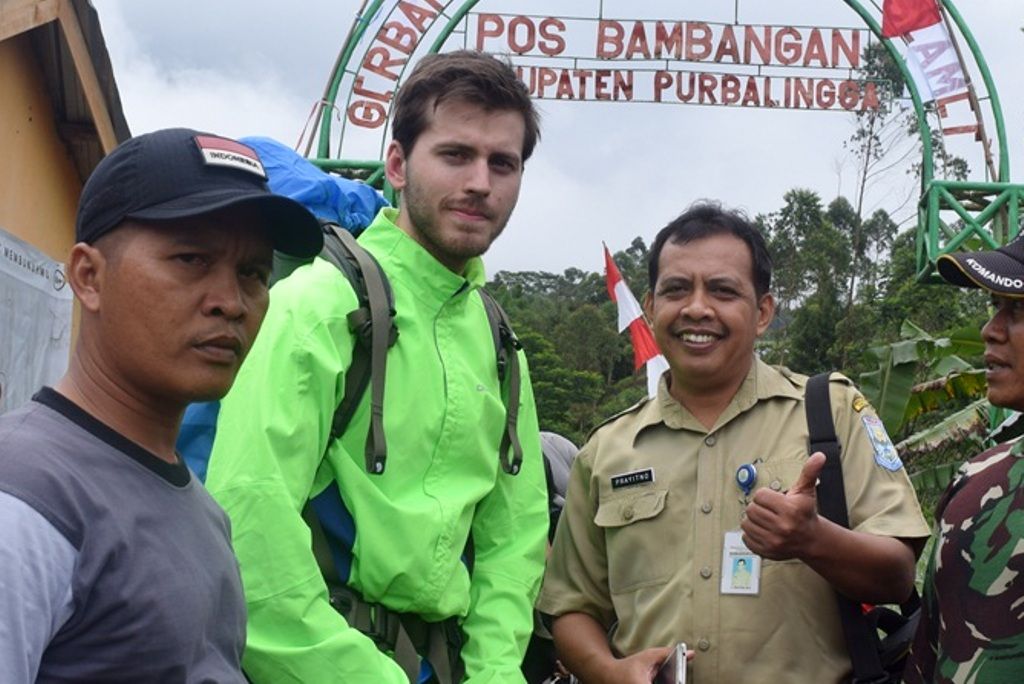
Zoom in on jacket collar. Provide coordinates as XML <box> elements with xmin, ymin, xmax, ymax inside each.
<box><xmin>360</xmin><ymin>208</ymin><xmax>487</xmax><ymax>308</ymax></box>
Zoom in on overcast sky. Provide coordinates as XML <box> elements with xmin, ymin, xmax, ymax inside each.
<box><xmin>90</xmin><ymin>0</ymin><xmax>1022</xmax><ymax>276</ymax></box>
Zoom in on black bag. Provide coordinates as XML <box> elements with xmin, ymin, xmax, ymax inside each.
<box><xmin>805</xmin><ymin>373</ymin><xmax>921</xmax><ymax>684</ymax></box>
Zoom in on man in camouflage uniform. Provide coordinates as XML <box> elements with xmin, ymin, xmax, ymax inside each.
<box><xmin>905</xmin><ymin>236</ymin><xmax>1024</xmax><ymax>683</ymax></box>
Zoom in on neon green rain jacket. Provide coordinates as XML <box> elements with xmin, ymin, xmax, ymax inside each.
<box><xmin>205</xmin><ymin>208</ymin><xmax>548</xmax><ymax>683</ymax></box>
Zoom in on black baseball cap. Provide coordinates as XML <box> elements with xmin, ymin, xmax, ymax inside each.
<box><xmin>75</xmin><ymin>128</ymin><xmax>323</xmax><ymax>258</ymax></box>
<box><xmin>937</xmin><ymin>234</ymin><xmax>1024</xmax><ymax>296</ymax></box>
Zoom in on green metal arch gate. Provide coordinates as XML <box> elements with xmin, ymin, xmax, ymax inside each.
<box><xmin>311</xmin><ymin>0</ymin><xmax>1022</xmax><ymax>281</ymax></box>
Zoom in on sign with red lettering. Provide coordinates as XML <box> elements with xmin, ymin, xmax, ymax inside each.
<box><xmin>331</xmin><ymin>1</ymin><xmax>892</xmax><ymax>161</ymax></box>
<box><xmin>471</xmin><ymin>15</ymin><xmax>880</xmax><ymax>110</ymax></box>
<box><xmin>345</xmin><ymin>0</ymin><xmax>447</xmax><ymax>133</ymax></box>
<box><xmin>475</xmin><ymin>16</ymin><xmax>865</xmax><ymax>68</ymax></box>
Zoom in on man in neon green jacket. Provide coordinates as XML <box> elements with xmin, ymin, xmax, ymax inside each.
<box><xmin>205</xmin><ymin>51</ymin><xmax>548</xmax><ymax>683</ymax></box>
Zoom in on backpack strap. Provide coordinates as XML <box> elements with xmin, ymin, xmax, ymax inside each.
<box><xmin>805</xmin><ymin>373</ymin><xmax>888</xmax><ymax>684</ymax></box>
<box><xmin>319</xmin><ymin>223</ymin><xmax>398</xmax><ymax>475</ymax></box>
<box><xmin>318</xmin><ymin>227</ymin><xmax>521</xmax><ymax>477</ymax></box>
<box><xmin>301</xmin><ymin>231</ymin><xmax>516</xmax><ymax>677</ymax></box>
<box><xmin>806</xmin><ymin>373</ymin><xmax>849</xmax><ymax>528</ymax></box>
<box><xmin>479</xmin><ymin>288</ymin><xmax>524</xmax><ymax>476</ymax></box>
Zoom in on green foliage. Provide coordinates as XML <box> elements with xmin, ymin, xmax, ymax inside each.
<box><xmin>489</xmin><ymin>190</ymin><xmax>985</xmax><ymax>467</ymax></box>
<box><xmin>859</xmin><ymin>320</ymin><xmax>985</xmax><ymax>434</ymax></box>
<box><xmin>759</xmin><ymin>189</ymin><xmax>851</xmax><ymax>315</ymax></box>
<box><xmin>490</xmin><ymin>243</ymin><xmax>650</xmax><ymax>445</ymax></box>
<box><xmin>855</xmin><ymin>319</ymin><xmax>993</xmax><ymax>493</ymax></box>
<box><xmin>876</xmin><ymin>229</ymin><xmax>989</xmax><ymax>340</ymax></box>
<box><xmin>784</xmin><ymin>284</ymin><xmax>844</xmax><ymax>374</ymax></box>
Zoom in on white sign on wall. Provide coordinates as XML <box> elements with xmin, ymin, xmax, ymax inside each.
<box><xmin>0</xmin><ymin>228</ymin><xmax>73</xmax><ymax>414</ymax></box>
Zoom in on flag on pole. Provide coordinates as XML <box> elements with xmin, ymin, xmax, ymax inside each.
<box><xmin>880</xmin><ymin>0</ymin><xmax>970</xmax><ymax>131</ymax></box>
<box><xmin>881</xmin><ymin>0</ymin><xmax>941</xmax><ymax>38</ymax></box>
<box><xmin>902</xmin><ymin>21</ymin><xmax>968</xmax><ymax>105</ymax></box>
<box><xmin>604</xmin><ymin>244</ymin><xmax>669</xmax><ymax>398</ymax></box>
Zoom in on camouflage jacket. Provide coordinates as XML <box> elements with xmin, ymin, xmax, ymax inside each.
<box><xmin>905</xmin><ymin>439</ymin><xmax>1024</xmax><ymax>683</ymax></box>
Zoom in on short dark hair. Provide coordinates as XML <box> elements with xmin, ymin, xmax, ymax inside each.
<box><xmin>391</xmin><ymin>50</ymin><xmax>540</xmax><ymax>162</ymax></box>
<box><xmin>648</xmin><ymin>202</ymin><xmax>773</xmax><ymax>297</ymax></box>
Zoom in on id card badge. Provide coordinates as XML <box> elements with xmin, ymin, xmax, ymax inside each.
<box><xmin>721</xmin><ymin>530</ymin><xmax>760</xmax><ymax>595</ymax></box>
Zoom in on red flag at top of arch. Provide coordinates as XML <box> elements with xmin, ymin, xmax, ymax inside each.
<box><xmin>882</xmin><ymin>0</ymin><xmax>942</xmax><ymax>37</ymax></box>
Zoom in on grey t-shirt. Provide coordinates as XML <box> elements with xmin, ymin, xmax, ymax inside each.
<box><xmin>0</xmin><ymin>388</ymin><xmax>246</xmax><ymax>683</ymax></box>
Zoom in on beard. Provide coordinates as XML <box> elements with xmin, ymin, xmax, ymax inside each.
<box><xmin>401</xmin><ymin>170</ymin><xmax>514</xmax><ymax>269</ymax></box>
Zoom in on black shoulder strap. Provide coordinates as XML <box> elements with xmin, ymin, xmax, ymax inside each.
<box><xmin>479</xmin><ymin>288</ymin><xmax>524</xmax><ymax>476</ymax></box>
<box><xmin>807</xmin><ymin>373</ymin><xmax>849</xmax><ymax>528</ymax></box>
<box><xmin>319</xmin><ymin>223</ymin><xmax>398</xmax><ymax>475</ymax></box>
<box><xmin>806</xmin><ymin>373</ymin><xmax>888</xmax><ymax>684</ymax></box>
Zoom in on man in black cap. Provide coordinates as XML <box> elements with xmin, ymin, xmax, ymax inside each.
<box><xmin>905</xmin><ymin>237</ymin><xmax>1024</xmax><ymax>682</ymax></box>
<box><xmin>0</xmin><ymin>128</ymin><xmax>321</xmax><ymax>682</ymax></box>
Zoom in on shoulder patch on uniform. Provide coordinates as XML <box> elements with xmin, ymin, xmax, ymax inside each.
<box><xmin>861</xmin><ymin>414</ymin><xmax>903</xmax><ymax>471</ymax></box>
<box><xmin>852</xmin><ymin>394</ymin><xmax>869</xmax><ymax>413</ymax></box>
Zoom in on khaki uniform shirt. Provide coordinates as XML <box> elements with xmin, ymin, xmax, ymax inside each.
<box><xmin>537</xmin><ymin>359</ymin><xmax>930</xmax><ymax>683</ymax></box>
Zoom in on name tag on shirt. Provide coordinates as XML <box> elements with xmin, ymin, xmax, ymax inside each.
<box><xmin>610</xmin><ymin>468</ymin><xmax>655</xmax><ymax>489</ymax></box>
<box><xmin>721</xmin><ymin>530</ymin><xmax>760</xmax><ymax>595</ymax></box>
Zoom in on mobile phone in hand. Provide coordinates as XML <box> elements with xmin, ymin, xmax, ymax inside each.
<box><xmin>654</xmin><ymin>642</ymin><xmax>687</xmax><ymax>684</ymax></box>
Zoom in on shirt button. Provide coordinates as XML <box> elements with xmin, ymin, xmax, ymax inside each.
<box><xmin>697</xmin><ymin>638</ymin><xmax>711</xmax><ymax>651</ymax></box>
<box><xmin>700</xmin><ymin>566</ymin><xmax>712</xmax><ymax>579</ymax></box>
<box><xmin>701</xmin><ymin>502</ymin><xmax>713</xmax><ymax>514</ymax></box>
<box><xmin>622</xmin><ymin>506</ymin><xmax>635</xmax><ymax>521</ymax></box>
<box><xmin>704</xmin><ymin>435</ymin><xmax>716</xmax><ymax>446</ymax></box>
<box><xmin>770</xmin><ymin>480</ymin><xmax>782</xmax><ymax>491</ymax></box>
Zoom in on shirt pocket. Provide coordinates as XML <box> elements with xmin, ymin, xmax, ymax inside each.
<box><xmin>758</xmin><ymin>454</ymin><xmax>813</xmax><ymax>568</ymax></box>
<box><xmin>757</xmin><ymin>454</ymin><xmax>807</xmax><ymax>495</ymax></box>
<box><xmin>594</xmin><ymin>489</ymin><xmax>672</xmax><ymax>593</ymax></box>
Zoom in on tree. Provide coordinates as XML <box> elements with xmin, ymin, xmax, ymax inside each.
<box><xmin>488</xmin><ymin>239</ymin><xmax>652</xmax><ymax>443</ymax></box>
<box><xmin>876</xmin><ymin>228</ymin><xmax>988</xmax><ymax>340</ymax></box>
<box><xmin>784</xmin><ymin>280</ymin><xmax>844</xmax><ymax>374</ymax></box>
<box><xmin>827</xmin><ymin>197</ymin><xmax>898</xmax><ymax>309</ymax></box>
<box><xmin>839</xmin><ymin>43</ymin><xmax>968</xmax><ymax>309</ymax></box>
<box><xmin>759</xmin><ymin>190</ymin><xmax>854</xmax><ymax>368</ymax></box>
<box><xmin>846</xmin><ymin>43</ymin><xmax>917</xmax><ymax>224</ymax></box>
<box><xmin>551</xmin><ymin>304</ymin><xmax>625</xmax><ymax>383</ymax></box>
<box><xmin>485</xmin><ymin>183</ymin><xmax>990</xmax><ymax>481</ymax></box>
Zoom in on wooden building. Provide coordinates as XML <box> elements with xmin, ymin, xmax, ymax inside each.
<box><xmin>1</xmin><ymin>0</ymin><xmax>129</xmax><ymax>260</ymax></box>
<box><xmin>0</xmin><ymin>0</ymin><xmax>128</xmax><ymax>411</ymax></box>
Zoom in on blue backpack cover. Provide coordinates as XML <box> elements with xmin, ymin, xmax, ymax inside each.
<box><xmin>242</xmin><ymin>136</ymin><xmax>387</xmax><ymax>234</ymax></box>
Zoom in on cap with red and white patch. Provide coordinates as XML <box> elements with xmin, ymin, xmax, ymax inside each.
<box><xmin>194</xmin><ymin>134</ymin><xmax>267</xmax><ymax>179</ymax></box>
<box><xmin>76</xmin><ymin>128</ymin><xmax>321</xmax><ymax>258</ymax></box>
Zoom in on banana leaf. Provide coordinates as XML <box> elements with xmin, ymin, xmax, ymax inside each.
<box><xmin>860</xmin><ymin>322</ymin><xmax>986</xmax><ymax>435</ymax></box>
<box><xmin>898</xmin><ymin>398</ymin><xmax>990</xmax><ymax>465</ymax></box>
<box><xmin>942</xmin><ymin>326</ymin><xmax>985</xmax><ymax>358</ymax></box>
<box><xmin>902</xmin><ymin>369</ymin><xmax>988</xmax><ymax>424</ymax></box>
<box><xmin>859</xmin><ymin>349</ymin><xmax>917</xmax><ymax>433</ymax></box>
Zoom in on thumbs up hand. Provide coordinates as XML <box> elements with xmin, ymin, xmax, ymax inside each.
<box><xmin>740</xmin><ymin>452</ymin><xmax>827</xmax><ymax>561</ymax></box>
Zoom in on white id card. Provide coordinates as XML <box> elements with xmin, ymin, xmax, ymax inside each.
<box><xmin>720</xmin><ymin>530</ymin><xmax>760</xmax><ymax>595</ymax></box>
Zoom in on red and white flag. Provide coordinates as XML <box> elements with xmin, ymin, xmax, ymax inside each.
<box><xmin>904</xmin><ymin>22</ymin><xmax>968</xmax><ymax>104</ymax></box>
<box><xmin>882</xmin><ymin>0</ymin><xmax>969</xmax><ymax>116</ymax></box>
<box><xmin>881</xmin><ymin>0</ymin><xmax>941</xmax><ymax>38</ymax></box>
<box><xmin>604</xmin><ymin>244</ymin><xmax>669</xmax><ymax>398</ymax></box>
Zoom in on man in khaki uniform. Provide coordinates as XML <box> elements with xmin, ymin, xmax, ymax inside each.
<box><xmin>537</xmin><ymin>203</ymin><xmax>930</xmax><ymax>683</ymax></box>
